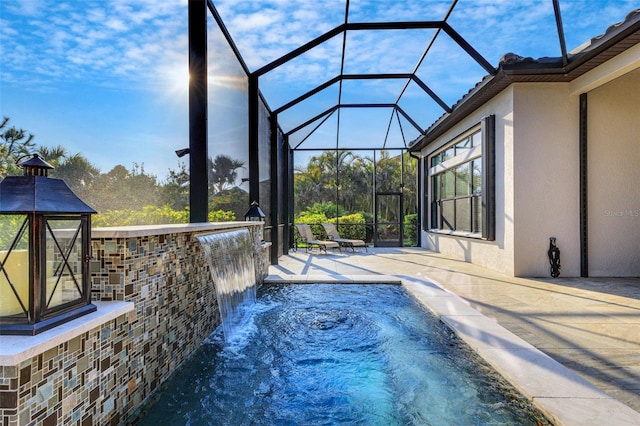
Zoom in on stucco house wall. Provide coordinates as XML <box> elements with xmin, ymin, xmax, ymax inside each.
<box><xmin>586</xmin><ymin>68</ymin><xmax>640</xmax><ymax>276</ymax></box>
<box><xmin>512</xmin><ymin>83</ymin><xmax>581</xmax><ymax>277</ymax></box>
<box><xmin>420</xmin><ymin>87</ymin><xmax>517</xmax><ymax>276</ymax></box>
<box><xmin>420</xmin><ymin>69</ymin><xmax>639</xmax><ymax>277</ymax></box>
<box><xmin>420</xmin><ymin>83</ymin><xmax>582</xmax><ymax>277</ymax></box>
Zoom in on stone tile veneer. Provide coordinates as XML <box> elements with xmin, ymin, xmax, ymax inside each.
<box><xmin>0</xmin><ymin>222</ymin><xmax>268</xmax><ymax>426</ymax></box>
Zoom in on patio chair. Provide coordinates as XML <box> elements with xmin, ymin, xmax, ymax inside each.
<box><xmin>322</xmin><ymin>223</ymin><xmax>367</xmax><ymax>252</ymax></box>
<box><xmin>295</xmin><ymin>224</ymin><xmax>341</xmax><ymax>254</ymax></box>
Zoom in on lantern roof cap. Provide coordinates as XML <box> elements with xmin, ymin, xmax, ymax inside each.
<box><xmin>0</xmin><ymin>175</ymin><xmax>96</xmax><ymax>214</ymax></box>
<box><xmin>244</xmin><ymin>201</ymin><xmax>265</xmax><ymax>220</ymax></box>
<box><xmin>18</xmin><ymin>154</ymin><xmax>54</xmax><ymax>172</ymax></box>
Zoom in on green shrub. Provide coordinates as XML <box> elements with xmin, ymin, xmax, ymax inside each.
<box><xmin>306</xmin><ymin>202</ymin><xmax>345</xmax><ymax>219</ymax></box>
<box><xmin>404</xmin><ymin>213</ymin><xmax>418</xmax><ymax>246</ymax></box>
<box><xmin>93</xmin><ymin>205</ymin><xmax>185</xmax><ymax>227</ymax></box>
<box><xmin>329</xmin><ymin>213</ymin><xmax>366</xmax><ymax>241</ymax></box>
<box><xmin>0</xmin><ymin>215</ymin><xmax>28</xmax><ymax>250</ymax></box>
<box><xmin>208</xmin><ymin>209</ymin><xmax>235</xmax><ymax>222</ymax></box>
<box><xmin>359</xmin><ymin>211</ymin><xmax>374</xmax><ymax>243</ymax></box>
<box><xmin>295</xmin><ymin>211</ymin><xmax>368</xmax><ymax>244</ymax></box>
<box><xmin>295</xmin><ymin>212</ymin><xmax>329</xmax><ymax>238</ymax></box>
<box><xmin>92</xmin><ymin>205</ymin><xmax>235</xmax><ymax>227</ymax></box>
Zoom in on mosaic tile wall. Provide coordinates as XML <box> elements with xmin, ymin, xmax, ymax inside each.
<box><xmin>0</xmin><ymin>224</ymin><xmax>268</xmax><ymax>425</ymax></box>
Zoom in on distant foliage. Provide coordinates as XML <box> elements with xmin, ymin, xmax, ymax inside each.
<box><xmin>92</xmin><ymin>206</ymin><xmax>235</xmax><ymax>228</ymax></box>
<box><xmin>403</xmin><ymin>213</ymin><xmax>418</xmax><ymax>246</ymax></box>
<box><xmin>160</xmin><ymin>162</ymin><xmax>189</xmax><ymax>210</ymax></box>
<box><xmin>0</xmin><ymin>215</ymin><xmax>28</xmax><ymax>250</ymax></box>
<box><xmin>209</xmin><ymin>187</ymin><xmax>249</xmax><ymax>222</ymax></box>
<box><xmin>208</xmin><ymin>209</ymin><xmax>235</xmax><ymax>222</ymax></box>
<box><xmin>92</xmin><ymin>205</ymin><xmax>186</xmax><ymax>227</ymax></box>
<box><xmin>0</xmin><ymin>117</ymin><xmax>36</xmax><ymax>178</ymax></box>
<box><xmin>294</xmin><ymin>150</ymin><xmax>417</xmax><ymax>221</ymax></box>
<box><xmin>306</xmin><ymin>202</ymin><xmax>345</xmax><ymax>219</ymax></box>
<box><xmin>329</xmin><ymin>213</ymin><xmax>366</xmax><ymax>241</ymax></box>
<box><xmin>209</xmin><ymin>155</ymin><xmax>245</xmax><ymax>196</ymax></box>
<box><xmin>0</xmin><ymin>117</ymin><xmax>250</xmax><ymax>228</ymax></box>
<box><xmin>295</xmin><ymin>212</ymin><xmax>367</xmax><ymax>242</ymax></box>
<box><xmin>295</xmin><ymin>213</ymin><xmax>328</xmax><ymax>238</ymax></box>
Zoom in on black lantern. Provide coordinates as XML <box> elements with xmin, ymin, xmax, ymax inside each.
<box><xmin>244</xmin><ymin>201</ymin><xmax>266</xmax><ymax>242</ymax></box>
<box><xmin>244</xmin><ymin>201</ymin><xmax>265</xmax><ymax>222</ymax></box>
<box><xmin>0</xmin><ymin>154</ymin><xmax>97</xmax><ymax>335</ymax></box>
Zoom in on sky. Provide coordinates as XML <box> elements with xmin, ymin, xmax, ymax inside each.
<box><xmin>1</xmin><ymin>0</ymin><xmax>637</xmax><ymax>180</ymax></box>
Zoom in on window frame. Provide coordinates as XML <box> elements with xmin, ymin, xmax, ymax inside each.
<box><xmin>426</xmin><ymin>115</ymin><xmax>495</xmax><ymax>240</ymax></box>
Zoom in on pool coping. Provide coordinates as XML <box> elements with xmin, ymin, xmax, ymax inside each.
<box><xmin>265</xmin><ymin>273</ymin><xmax>640</xmax><ymax>426</ymax></box>
<box><xmin>0</xmin><ymin>301</ymin><xmax>135</xmax><ymax>366</ymax></box>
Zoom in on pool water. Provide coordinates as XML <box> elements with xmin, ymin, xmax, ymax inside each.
<box><xmin>133</xmin><ymin>284</ymin><xmax>549</xmax><ymax>425</ymax></box>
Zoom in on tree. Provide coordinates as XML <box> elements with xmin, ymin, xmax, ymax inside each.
<box><xmin>293</xmin><ymin>151</ymin><xmax>341</xmax><ymax>215</ymax></box>
<box><xmin>88</xmin><ymin>163</ymin><xmax>160</xmax><ymax>212</ymax></box>
<box><xmin>52</xmin><ymin>153</ymin><xmax>100</xmax><ymax>202</ymax></box>
<box><xmin>0</xmin><ymin>117</ymin><xmax>36</xmax><ymax>178</ymax></box>
<box><xmin>293</xmin><ymin>149</ymin><xmax>417</xmax><ymax>224</ymax></box>
<box><xmin>305</xmin><ymin>202</ymin><xmax>345</xmax><ymax>219</ymax></box>
<box><xmin>208</xmin><ymin>155</ymin><xmax>245</xmax><ymax>196</ymax></box>
<box><xmin>160</xmin><ymin>161</ymin><xmax>190</xmax><ymax>210</ymax></box>
<box><xmin>209</xmin><ymin>186</ymin><xmax>248</xmax><ymax>220</ymax></box>
<box><xmin>375</xmin><ymin>150</ymin><xmax>403</xmax><ymax>222</ymax></box>
<box><xmin>338</xmin><ymin>154</ymin><xmax>373</xmax><ymax>215</ymax></box>
<box><xmin>38</xmin><ymin>145</ymin><xmax>100</xmax><ymax>202</ymax></box>
<box><xmin>37</xmin><ymin>145</ymin><xmax>68</xmax><ymax>168</ymax></box>
<box><xmin>402</xmin><ymin>152</ymin><xmax>418</xmax><ymax>216</ymax></box>
<box><xmin>294</xmin><ymin>150</ymin><xmax>374</xmax><ymax>217</ymax></box>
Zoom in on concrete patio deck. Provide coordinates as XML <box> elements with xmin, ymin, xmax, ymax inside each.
<box><xmin>267</xmin><ymin>248</ymin><xmax>640</xmax><ymax>426</ymax></box>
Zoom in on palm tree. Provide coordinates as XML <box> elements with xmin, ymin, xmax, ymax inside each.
<box><xmin>0</xmin><ymin>117</ymin><xmax>36</xmax><ymax>178</ymax></box>
<box><xmin>52</xmin><ymin>153</ymin><xmax>100</xmax><ymax>199</ymax></box>
<box><xmin>208</xmin><ymin>155</ymin><xmax>245</xmax><ymax>195</ymax></box>
<box><xmin>39</xmin><ymin>146</ymin><xmax>99</xmax><ymax>197</ymax></box>
<box><xmin>38</xmin><ymin>145</ymin><xmax>68</xmax><ymax>168</ymax></box>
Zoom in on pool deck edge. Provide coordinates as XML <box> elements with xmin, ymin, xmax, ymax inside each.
<box><xmin>265</xmin><ymin>273</ymin><xmax>640</xmax><ymax>426</ymax></box>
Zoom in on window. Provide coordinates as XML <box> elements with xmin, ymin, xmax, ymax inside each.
<box><xmin>427</xmin><ymin>116</ymin><xmax>494</xmax><ymax>240</ymax></box>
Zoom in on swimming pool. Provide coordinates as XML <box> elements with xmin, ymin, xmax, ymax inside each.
<box><xmin>132</xmin><ymin>284</ymin><xmax>550</xmax><ymax>425</ymax></box>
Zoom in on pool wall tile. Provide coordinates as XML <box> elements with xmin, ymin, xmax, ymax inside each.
<box><xmin>0</xmin><ymin>223</ymin><xmax>268</xmax><ymax>425</ymax></box>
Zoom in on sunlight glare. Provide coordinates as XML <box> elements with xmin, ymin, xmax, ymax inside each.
<box><xmin>161</xmin><ymin>63</ymin><xmax>190</xmax><ymax>95</ymax></box>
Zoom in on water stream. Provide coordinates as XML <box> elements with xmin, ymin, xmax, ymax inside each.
<box><xmin>197</xmin><ymin>229</ymin><xmax>256</xmax><ymax>340</ymax></box>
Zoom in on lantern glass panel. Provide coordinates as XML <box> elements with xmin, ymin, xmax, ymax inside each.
<box><xmin>45</xmin><ymin>219</ymin><xmax>84</xmax><ymax>310</ymax></box>
<box><xmin>0</xmin><ymin>215</ymin><xmax>29</xmax><ymax>318</ymax></box>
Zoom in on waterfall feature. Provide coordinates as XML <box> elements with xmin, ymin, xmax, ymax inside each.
<box><xmin>197</xmin><ymin>229</ymin><xmax>256</xmax><ymax>340</ymax></box>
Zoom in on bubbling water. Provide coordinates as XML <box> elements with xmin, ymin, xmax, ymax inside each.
<box><xmin>133</xmin><ymin>284</ymin><xmax>552</xmax><ymax>426</ymax></box>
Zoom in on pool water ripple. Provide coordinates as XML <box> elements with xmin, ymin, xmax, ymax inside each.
<box><xmin>132</xmin><ymin>284</ymin><xmax>551</xmax><ymax>426</ymax></box>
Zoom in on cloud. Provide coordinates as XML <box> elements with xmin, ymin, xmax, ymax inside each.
<box><xmin>230</xmin><ymin>10</ymin><xmax>283</xmax><ymax>31</ymax></box>
<box><xmin>1</xmin><ymin>0</ymin><xmax>188</xmax><ymax>93</ymax></box>
<box><xmin>348</xmin><ymin>0</ymin><xmax>450</xmax><ymax>22</ymax></box>
<box><xmin>4</xmin><ymin>0</ymin><xmax>635</xmax><ymax>127</ymax></box>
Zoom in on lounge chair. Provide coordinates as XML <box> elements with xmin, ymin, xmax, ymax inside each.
<box><xmin>322</xmin><ymin>223</ymin><xmax>367</xmax><ymax>252</ymax></box>
<box><xmin>295</xmin><ymin>224</ymin><xmax>341</xmax><ymax>253</ymax></box>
